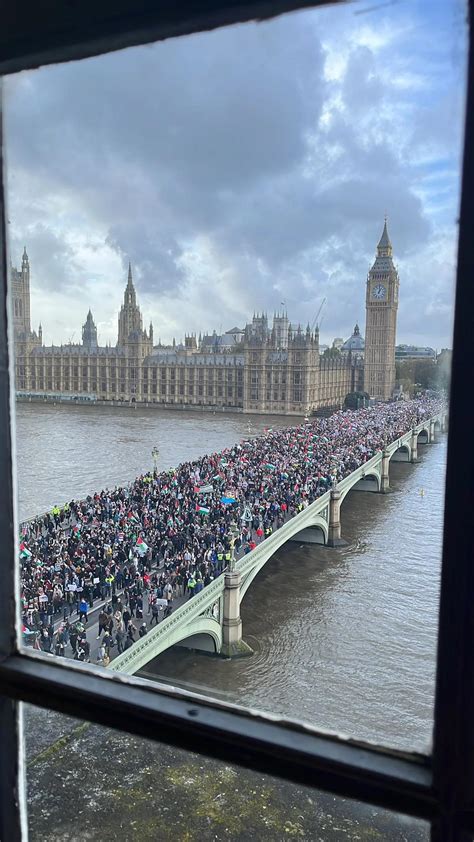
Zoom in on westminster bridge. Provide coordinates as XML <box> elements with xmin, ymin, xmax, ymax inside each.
<box><xmin>109</xmin><ymin>411</ymin><xmax>446</xmax><ymax>675</ymax></box>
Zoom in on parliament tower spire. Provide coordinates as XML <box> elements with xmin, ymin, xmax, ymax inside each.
<box><xmin>117</xmin><ymin>262</ymin><xmax>144</xmax><ymax>346</ymax></box>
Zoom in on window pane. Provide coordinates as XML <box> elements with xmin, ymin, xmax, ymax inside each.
<box><xmin>145</xmin><ymin>434</ymin><xmax>447</xmax><ymax>752</ymax></box>
<box><xmin>8</xmin><ymin>0</ymin><xmax>465</xmax><ymax>754</ymax></box>
<box><xmin>24</xmin><ymin>703</ymin><xmax>429</xmax><ymax>841</ymax></box>
<box><xmin>16</xmin><ymin>407</ymin><xmax>447</xmax><ymax>750</ymax></box>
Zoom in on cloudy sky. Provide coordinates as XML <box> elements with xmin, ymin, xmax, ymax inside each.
<box><xmin>3</xmin><ymin>0</ymin><xmax>467</xmax><ymax>350</ymax></box>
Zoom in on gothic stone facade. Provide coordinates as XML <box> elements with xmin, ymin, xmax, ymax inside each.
<box><xmin>13</xmin><ymin>221</ymin><xmax>397</xmax><ymax>415</ymax></box>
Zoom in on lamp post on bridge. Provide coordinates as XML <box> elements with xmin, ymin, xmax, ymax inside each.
<box><xmin>227</xmin><ymin>520</ymin><xmax>240</xmax><ymax>572</ymax></box>
<box><xmin>222</xmin><ymin>517</ymin><xmax>253</xmax><ymax>658</ymax></box>
<box><xmin>239</xmin><ymin>503</ymin><xmax>253</xmax><ymax>552</ymax></box>
<box><xmin>151</xmin><ymin>446</ymin><xmax>159</xmax><ymax>475</ymax></box>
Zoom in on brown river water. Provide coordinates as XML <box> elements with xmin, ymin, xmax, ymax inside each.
<box><xmin>16</xmin><ymin>402</ymin><xmax>444</xmax><ymax>839</ymax></box>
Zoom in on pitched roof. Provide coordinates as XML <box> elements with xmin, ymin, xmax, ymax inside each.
<box><xmin>378</xmin><ymin>218</ymin><xmax>391</xmax><ymax>250</ymax></box>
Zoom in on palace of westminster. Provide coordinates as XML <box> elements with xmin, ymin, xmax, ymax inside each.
<box><xmin>12</xmin><ymin>221</ymin><xmax>399</xmax><ymax>415</ymax></box>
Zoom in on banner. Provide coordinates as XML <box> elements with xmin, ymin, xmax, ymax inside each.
<box><xmin>198</xmin><ymin>484</ymin><xmax>213</xmax><ymax>494</ymax></box>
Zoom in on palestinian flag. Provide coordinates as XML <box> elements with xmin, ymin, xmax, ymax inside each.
<box><xmin>196</xmin><ymin>505</ymin><xmax>210</xmax><ymax>515</ymax></box>
<box><xmin>135</xmin><ymin>537</ymin><xmax>149</xmax><ymax>556</ymax></box>
<box><xmin>19</xmin><ymin>542</ymin><xmax>32</xmax><ymax>560</ymax></box>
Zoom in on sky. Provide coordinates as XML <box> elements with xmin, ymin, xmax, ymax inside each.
<box><xmin>3</xmin><ymin>0</ymin><xmax>467</xmax><ymax>350</ymax></box>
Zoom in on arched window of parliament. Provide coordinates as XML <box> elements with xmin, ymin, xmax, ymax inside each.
<box><xmin>0</xmin><ymin>1</ymin><xmax>470</xmax><ymax>841</ymax></box>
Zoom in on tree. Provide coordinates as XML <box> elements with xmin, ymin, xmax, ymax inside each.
<box><xmin>436</xmin><ymin>350</ymin><xmax>451</xmax><ymax>393</ymax></box>
<box><xmin>322</xmin><ymin>347</ymin><xmax>341</xmax><ymax>359</ymax></box>
<box><xmin>396</xmin><ymin>358</ymin><xmax>438</xmax><ymax>392</ymax></box>
<box><xmin>344</xmin><ymin>391</ymin><xmax>370</xmax><ymax>410</ymax></box>
<box><xmin>398</xmin><ymin>378</ymin><xmax>414</xmax><ymax>397</ymax></box>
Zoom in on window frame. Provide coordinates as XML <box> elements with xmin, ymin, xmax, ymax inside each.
<box><xmin>0</xmin><ymin>1</ymin><xmax>473</xmax><ymax>840</ymax></box>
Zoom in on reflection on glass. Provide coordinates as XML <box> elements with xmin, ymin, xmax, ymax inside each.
<box><xmin>24</xmin><ymin>704</ymin><xmax>429</xmax><ymax>841</ymax></box>
<box><xmin>8</xmin><ymin>0</ymin><xmax>465</xmax><ymax>753</ymax></box>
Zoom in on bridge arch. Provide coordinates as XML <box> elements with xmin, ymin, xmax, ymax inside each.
<box><xmin>239</xmin><ymin>514</ymin><xmax>329</xmax><ymax>602</ymax></box>
<box><xmin>434</xmin><ymin>419</ymin><xmax>441</xmax><ymax>432</ymax></box>
<box><xmin>168</xmin><ymin>616</ymin><xmax>222</xmax><ymax>654</ymax></box>
<box><xmin>288</xmin><ymin>515</ymin><xmax>328</xmax><ymax>546</ymax></box>
<box><xmin>144</xmin><ymin>616</ymin><xmax>223</xmax><ymax>662</ymax></box>
<box><xmin>339</xmin><ymin>469</ymin><xmax>381</xmax><ymax>505</ymax></box>
<box><xmin>390</xmin><ymin>443</ymin><xmax>411</xmax><ymax>462</ymax></box>
<box><xmin>417</xmin><ymin>427</ymin><xmax>430</xmax><ymax>444</ymax></box>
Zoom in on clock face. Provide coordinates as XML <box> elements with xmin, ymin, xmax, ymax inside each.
<box><xmin>372</xmin><ymin>283</ymin><xmax>386</xmax><ymax>300</ymax></box>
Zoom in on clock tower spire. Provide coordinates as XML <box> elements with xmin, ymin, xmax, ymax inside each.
<box><xmin>363</xmin><ymin>217</ymin><xmax>399</xmax><ymax>400</ymax></box>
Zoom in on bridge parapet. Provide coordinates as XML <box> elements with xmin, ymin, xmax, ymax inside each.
<box><xmin>109</xmin><ymin>573</ymin><xmax>225</xmax><ymax>675</ymax></box>
<box><xmin>336</xmin><ymin>451</ymin><xmax>382</xmax><ymax>502</ymax></box>
<box><xmin>236</xmin><ymin>490</ymin><xmax>331</xmax><ymax>581</ymax></box>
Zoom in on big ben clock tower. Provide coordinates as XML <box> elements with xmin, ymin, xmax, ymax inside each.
<box><xmin>363</xmin><ymin>218</ymin><xmax>399</xmax><ymax>400</ymax></box>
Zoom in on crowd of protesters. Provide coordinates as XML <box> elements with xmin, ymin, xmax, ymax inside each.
<box><xmin>20</xmin><ymin>397</ymin><xmax>442</xmax><ymax>662</ymax></box>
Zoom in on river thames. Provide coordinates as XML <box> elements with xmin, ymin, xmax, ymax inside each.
<box><xmin>17</xmin><ymin>401</ymin><xmax>444</xmax><ymax>840</ymax></box>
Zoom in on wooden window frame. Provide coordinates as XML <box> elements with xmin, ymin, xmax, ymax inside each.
<box><xmin>0</xmin><ymin>1</ymin><xmax>473</xmax><ymax>840</ymax></box>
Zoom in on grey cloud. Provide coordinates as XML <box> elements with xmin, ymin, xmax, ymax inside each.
<box><xmin>8</xmin><ymin>223</ymin><xmax>80</xmax><ymax>292</ymax></box>
<box><xmin>6</xmin><ymin>13</ymin><xmax>324</xmax><ymax>192</ymax></box>
<box><xmin>4</xmin><ymin>12</ymin><xmax>329</xmax><ymax>303</ymax></box>
<box><xmin>106</xmin><ymin>221</ymin><xmax>186</xmax><ymax>294</ymax></box>
<box><xmin>3</xmin><ymin>4</ymin><xmax>463</xmax><ymax>347</ymax></box>
<box><xmin>341</xmin><ymin>45</ymin><xmax>384</xmax><ymax>115</ymax></box>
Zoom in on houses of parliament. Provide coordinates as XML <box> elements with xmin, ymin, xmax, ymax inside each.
<box><xmin>12</xmin><ymin>220</ymin><xmax>398</xmax><ymax>415</ymax></box>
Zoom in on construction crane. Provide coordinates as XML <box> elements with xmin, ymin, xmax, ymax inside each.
<box><xmin>311</xmin><ymin>297</ymin><xmax>326</xmax><ymax>332</ymax></box>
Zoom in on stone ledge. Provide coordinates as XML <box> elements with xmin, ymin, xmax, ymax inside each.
<box><xmin>220</xmin><ymin>639</ymin><xmax>254</xmax><ymax>659</ymax></box>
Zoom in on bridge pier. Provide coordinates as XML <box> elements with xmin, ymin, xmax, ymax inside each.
<box><xmin>221</xmin><ymin>570</ymin><xmax>253</xmax><ymax>658</ymax></box>
<box><xmin>381</xmin><ymin>448</ymin><xmax>390</xmax><ymax>493</ymax></box>
<box><xmin>410</xmin><ymin>430</ymin><xmax>418</xmax><ymax>463</ymax></box>
<box><xmin>328</xmin><ymin>489</ymin><xmax>345</xmax><ymax>547</ymax></box>
<box><xmin>430</xmin><ymin>420</ymin><xmax>436</xmax><ymax>442</ymax></box>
